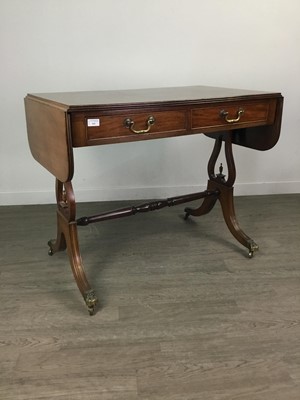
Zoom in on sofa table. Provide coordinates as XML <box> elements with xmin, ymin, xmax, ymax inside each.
<box><xmin>24</xmin><ymin>85</ymin><xmax>283</xmax><ymax>314</ymax></box>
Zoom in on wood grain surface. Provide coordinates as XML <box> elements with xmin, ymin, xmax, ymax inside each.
<box><xmin>0</xmin><ymin>194</ymin><xmax>299</xmax><ymax>399</ymax></box>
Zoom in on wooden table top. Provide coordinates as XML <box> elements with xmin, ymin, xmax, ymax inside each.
<box><xmin>27</xmin><ymin>85</ymin><xmax>280</xmax><ymax>111</ymax></box>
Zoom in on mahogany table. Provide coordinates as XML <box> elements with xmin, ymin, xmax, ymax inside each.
<box><xmin>24</xmin><ymin>86</ymin><xmax>283</xmax><ymax>314</ymax></box>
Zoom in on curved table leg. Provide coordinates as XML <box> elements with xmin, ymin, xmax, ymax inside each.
<box><xmin>213</xmin><ymin>181</ymin><xmax>259</xmax><ymax>258</ymax></box>
<box><xmin>48</xmin><ymin>179</ymin><xmax>98</xmax><ymax>315</ymax></box>
<box><xmin>185</xmin><ymin>132</ymin><xmax>259</xmax><ymax>257</ymax></box>
<box><xmin>184</xmin><ymin>193</ymin><xmax>218</xmax><ymax>219</ymax></box>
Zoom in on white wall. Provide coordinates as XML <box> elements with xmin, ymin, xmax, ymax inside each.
<box><xmin>1</xmin><ymin>0</ymin><xmax>300</xmax><ymax>205</ymax></box>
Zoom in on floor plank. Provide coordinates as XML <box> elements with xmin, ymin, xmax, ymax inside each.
<box><xmin>0</xmin><ymin>194</ymin><xmax>299</xmax><ymax>399</ymax></box>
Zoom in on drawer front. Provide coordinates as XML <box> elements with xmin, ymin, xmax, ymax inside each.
<box><xmin>191</xmin><ymin>99</ymin><xmax>276</xmax><ymax>132</ymax></box>
<box><xmin>71</xmin><ymin>110</ymin><xmax>187</xmax><ymax>146</ymax></box>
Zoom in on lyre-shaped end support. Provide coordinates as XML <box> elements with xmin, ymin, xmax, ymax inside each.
<box><xmin>187</xmin><ymin>133</ymin><xmax>259</xmax><ymax>257</ymax></box>
<box><xmin>48</xmin><ymin>179</ymin><xmax>98</xmax><ymax>315</ymax></box>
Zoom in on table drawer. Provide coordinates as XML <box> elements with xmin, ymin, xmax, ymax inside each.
<box><xmin>71</xmin><ymin>110</ymin><xmax>187</xmax><ymax>146</ymax></box>
<box><xmin>191</xmin><ymin>99</ymin><xmax>276</xmax><ymax>132</ymax></box>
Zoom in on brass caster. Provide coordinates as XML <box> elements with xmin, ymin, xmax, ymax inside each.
<box><xmin>184</xmin><ymin>208</ymin><xmax>190</xmax><ymax>220</ymax></box>
<box><xmin>47</xmin><ymin>240</ymin><xmax>54</xmax><ymax>256</ymax></box>
<box><xmin>84</xmin><ymin>289</ymin><xmax>98</xmax><ymax>316</ymax></box>
<box><xmin>247</xmin><ymin>240</ymin><xmax>259</xmax><ymax>259</ymax></box>
<box><xmin>87</xmin><ymin>305</ymin><xmax>96</xmax><ymax>316</ymax></box>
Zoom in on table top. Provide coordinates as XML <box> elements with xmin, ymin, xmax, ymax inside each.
<box><xmin>25</xmin><ymin>84</ymin><xmax>283</xmax><ymax>183</ymax></box>
<box><xmin>28</xmin><ymin>85</ymin><xmax>281</xmax><ymax>111</ymax></box>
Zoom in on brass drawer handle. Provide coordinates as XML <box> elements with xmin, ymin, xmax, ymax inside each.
<box><xmin>220</xmin><ymin>108</ymin><xmax>244</xmax><ymax>123</ymax></box>
<box><xmin>124</xmin><ymin>116</ymin><xmax>155</xmax><ymax>134</ymax></box>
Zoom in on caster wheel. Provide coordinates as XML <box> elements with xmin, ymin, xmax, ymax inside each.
<box><xmin>184</xmin><ymin>212</ymin><xmax>190</xmax><ymax>220</ymax></box>
<box><xmin>88</xmin><ymin>306</ymin><xmax>96</xmax><ymax>316</ymax></box>
<box><xmin>84</xmin><ymin>289</ymin><xmax>98</xmax><ymax>316</ymax></box>
<box><xmin>247</xmin><ymin>240</ymin><xmax>259</xmax><ymax>259</ymax></box>
<box><xmin>47</xmin><ymin>239</ymin><xmax>54</xmax><ymax>256</ymax></box>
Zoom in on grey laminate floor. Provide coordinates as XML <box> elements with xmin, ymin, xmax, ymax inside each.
<box><xmin>1</xmin><ymin>194</ymin><xmax>300</xmax><ymax>399</ymax></box>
